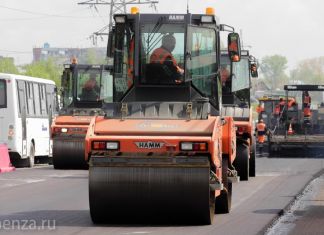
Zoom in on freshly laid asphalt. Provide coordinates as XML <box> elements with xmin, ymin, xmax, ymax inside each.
<box><xmin>0</xmin><ymin>157</ymin><xmax>323</xmax><ymax>235</ymax></box>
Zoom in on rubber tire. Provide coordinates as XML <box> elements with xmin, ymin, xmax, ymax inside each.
<box><xmin>234</xmin><ymin>143</ymin><xmax>249</xmax><ymax>181</ymax></box>
<box><xmin>249</xmin><ymin>139</ymin><xmax>256</xmax><ymax>177</ymax></box>
<box><xmin>215</xmin><ymin>157</ymin><xmax>232</xmax><ymax>214</ymax></box>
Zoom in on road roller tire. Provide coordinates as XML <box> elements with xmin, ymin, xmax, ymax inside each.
<box><xmin>53</xmin><ymin>138</ymin><xmax>88</xmax><ymax>169</ymax></box>
<box><xmin>233</xmin><ymin>143</ymin><xmax>249</xmax><ymax>181</ymax></box>
<box><xmin>215</xmin><ymin>157</ymin><xmax>232</xmax><ymax>214</ymax></box>
<box><xmin>249</xmin><ymin>138</ymin><xmax>256</xmax><ymax>177</ymax></box>
<box><xmin>89</xmin><ymin>156</ymin><xmax>214</xmax><ymax>225</ymax></box>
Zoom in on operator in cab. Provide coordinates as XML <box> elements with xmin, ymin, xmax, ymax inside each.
<box><xmin>80</xmin><ymin>73</ymin><xmax>100</xmax><ymax>101</ymax></box>
<box><xmin>150</xmin><ymin>34</ymin><xmax>184</xmax><ymax>83</ymax></box>
<box><xmin>220</xmin><ymin>65</ymin><xmax>231</xmax><ymax>93</ymax></box>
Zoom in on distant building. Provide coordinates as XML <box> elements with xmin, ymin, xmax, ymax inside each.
<box><xmin>33</xmin><ymin>43</ymin><xmax>106</xmax><ymax>65</ymax></box>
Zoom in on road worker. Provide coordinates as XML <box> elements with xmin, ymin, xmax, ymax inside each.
<box><xmin>256</xmin><ymin>103</ymin><xmax>264</xmax><ymax>114</ymax></box>
<box><xmin>288</xmin><ymin>98</ymin><xmax>296</xmax><ymax>108</ymax></box>
<box><xmin>256</xmin><ymin>102</ymin><xmax>265</xmax><ymax>121</ymax></box>
<box><xmin>303</xmin><ymin>91</ymin><xmax>311</xmax><ymax>108</ymax></box>
<box><xmin>274</xmin><ymin>103</ymin><xmax>280</xmax><ymax>116</ymax></box>
<box><xmin>255</xmin><ymin>119</ymin><xmax>267</xmax><ymax>154</ymax></box>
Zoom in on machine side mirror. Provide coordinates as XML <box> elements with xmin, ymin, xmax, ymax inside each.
<box><xmin>227</xmin><ymin>32</ymin><xmax>241</xmax><ymax>62</ymax></box>
<box><xmin>107</xmin><ymin>28</ymin><xmax>115</xmax><ymax>58</ymax></box>
<box><xmin>250</xmin><ymin>63</ymin><xmax>258</xmax><ymax>78</ymax></box>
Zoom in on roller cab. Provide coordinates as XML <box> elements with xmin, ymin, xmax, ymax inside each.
<box><xmin>220</xmin><ymin>50</ymin><xmax>258</xmax><ymax>179</ymax></box>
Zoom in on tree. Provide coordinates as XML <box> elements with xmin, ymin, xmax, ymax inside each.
<box><xmin>290</xmin><ymin>57</ymin><xmax>324</xmax><ymax>85</ymax></box>
<box><xmin>84</xmin><ymin>48</ymin><xmax>106</xmax><ymax>64</ymax></box>
<box><xmin>0</xmin><ymin>57</ymin><xmax>19</xmax><ymax>74</ymax></box>
<box><xmin>23</xmin><ymin>58</ymin><xmax>62</xmax><ymax>86</ymax></box>
<box><xmin>260</xmin><ymin>55</ymin><xmax>289</xmax><ymax>91</ymax></box>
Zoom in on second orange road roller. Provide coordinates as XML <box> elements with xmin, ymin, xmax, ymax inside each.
<box><xmin>51</xmin><ymin>63</ymin><xmax>112</xmax><ymax>169</ymax></box>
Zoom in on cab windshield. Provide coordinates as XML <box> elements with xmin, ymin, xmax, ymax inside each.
<box><xmin>62</xmin><ymin>67</ymin><xmax>113</xmax><ymax>108</ymax></box>
<box><xmin>76</xmin><ymin>68</ymin><xmax>101</xmax><ymax>102</ymax></box>
<box><xmin>76</xmin><ymin>68</ymin><xmax>113</xmax><ymax>103</ymax></box>
<box><xmin>140</xmin><ymin>23</ymin><xmax>185</xmax><ymax>84</ymax></box>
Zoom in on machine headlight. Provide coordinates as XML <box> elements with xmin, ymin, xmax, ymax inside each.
<box><xmin>106</xmin><ymin>142</ymin><xmax>119</xmax><ymax>150</ymax></box>
<box><xmin>61</xmin><ymin>128</ymin><xmax>68</xmax><ymax>133</ymax></box>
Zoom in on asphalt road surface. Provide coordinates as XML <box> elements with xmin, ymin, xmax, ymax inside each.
<box><xmin>0</xmin><ymin>157</ymin><xmax>324</xmax><ymax>235</ymax></box>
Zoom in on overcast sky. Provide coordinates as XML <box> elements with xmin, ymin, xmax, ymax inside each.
<box><xmin>1</xmin><ymin>0</ymin><xmax>324</xmax><ymax>71</ymax></box>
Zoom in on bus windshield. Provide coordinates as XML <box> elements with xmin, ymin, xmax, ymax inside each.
<box><xmin>0</xmin><ymin>79</ymin><xmax>6</xmax><ymax>108</ymax></box>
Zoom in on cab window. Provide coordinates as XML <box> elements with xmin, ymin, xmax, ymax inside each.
<box><xmin>187</xmin><ymin>26</ymin><xmax>217</xmax><ymax>97</ymax></box>
<box><xmin>113</xmin><ymin>23</ymin><xmax>134</xmax><ymax>101</ymax></box>
<box><xmin>232</xmin><ymin>57</ymin><xmax>250</xmax><ymax>92</ymax></box>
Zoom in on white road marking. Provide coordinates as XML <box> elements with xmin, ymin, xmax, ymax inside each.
<box><xmin>0</xmin><ymin>178</ymin><xmax>45</xmax><ymax>188</ymax></box>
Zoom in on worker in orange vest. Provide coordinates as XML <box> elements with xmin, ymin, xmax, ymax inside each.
<box><xmin>303</xmin><ymin>91</ymin><xmax>311</xmax><ymax>108</ymax></box>
<box><xmin>304</xmin><ymin>106</ymin><xmax>312</xmax><ymax>125</ymax></box>
<box><xmin>150</xmin><ymin>34</ymin><xmax>184</xmax><ymax>75</ymax></box>
<box><xmin>274</xmin><ymin>104</ymin><xmax>280</xmax><ymax>116</ymax></box>
<box><xmin>288</xmin><ymin>98</ymin><xmax>296</xmax><ymax>108</ymax></box>
<box><xmin>256</xmin><ymin>103</ymin><xmax>264</xmax><ymax>114</ymax></box>
<box><xmin>255</xmin><ymin>119</ymin><xmax>267</xmax><ymax>154</ymax></box>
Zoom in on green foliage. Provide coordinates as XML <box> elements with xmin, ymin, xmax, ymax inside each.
<box><xmin>290</xmin><ymin>57</ymin><xmax>324</xmax><ymax>85</ymax></box>
<box><xmin>84</xmin><ymin>48</ymin><xmax>106</xmax><ymax>64</ymax></box>
<box><xmin>0</xmin><ymin>57</ymin><xmax>19</xmax><ymax>74</ymax></box>
<box><xmin>23</xmin><ymin>58</ymin><xmax>62</xmax><ymax>86</ymax></box>
<box><xmin>260</xmin><ymin>54</ymin><xmax>289</xmax><ymax>90</ymax></box>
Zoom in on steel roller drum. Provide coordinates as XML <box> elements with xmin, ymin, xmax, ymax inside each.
<box><xmin>89</xmin><ymin>156</ymin><xmax>214</xmax><ymax>225</ymax></box>
<box><xmin>53</xmin><ymin>138</ymin><xmax>88</xmax><ymax>169</ymax></box>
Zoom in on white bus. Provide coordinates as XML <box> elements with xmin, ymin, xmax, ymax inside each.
<box><xmin>0</xmin><ymin>73</ymin><xmax>57</xmax><ymax>167</ymax></box>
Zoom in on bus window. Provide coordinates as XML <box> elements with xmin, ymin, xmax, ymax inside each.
<box><xmin>33</xmin><ymin>83</ymin><xmax>41</xmax><ymax>116</ymax></box>
<box><xmin>46</xmin><ymin>84</ymin><xmax>56</xmax><ymax>113</ymax></box>
<box><xmin>17</xmin><ymin>80</ymin><xmax>26</xmax><ymax>114</ymax></box>
<box><xmin>26</xmin><ymin>82</ymin><xmax>35</xmax><ymax>116</ymax></box>
<box><xmin>39</xmin><ymin>84</ymin><xmax>47</xmax><ymax>115</ymax></box>
<box><xmin>0</xmin><ymin>79</ymin><xmax>6</xmax><ymax>108</ymax></box>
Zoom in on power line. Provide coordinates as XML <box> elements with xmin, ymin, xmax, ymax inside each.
<box><xmin>78</xmin><ymin>0</ymin><xmax>159</xmax><ymax>45</ymax></box>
